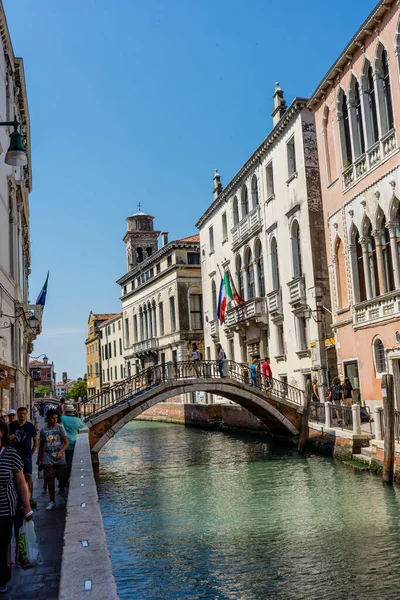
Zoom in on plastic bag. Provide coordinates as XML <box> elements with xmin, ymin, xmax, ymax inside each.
<box><xmin>18</xmin><ymin>519</ymin><xmax>43</xmax><ymax>568</ymax></box>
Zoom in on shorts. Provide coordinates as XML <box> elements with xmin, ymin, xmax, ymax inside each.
<box><xmin>43</xmin><ymin>463</ymin><xmax>67</xmax><ymax>480</ymax></box>
<box><xmin>23</xmin><ymin>458</ymin><xmax>32</xmax><ymax>476</ymax></box>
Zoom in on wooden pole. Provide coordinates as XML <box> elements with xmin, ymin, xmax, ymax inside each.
<box><xmin>298</xmin><ymin>379</ymin><xmax>312</xmax><ymax>454</ymax></box>
<box><xmin>382</xmin><ymin>373</ymin><xmax>395</xmax><ymax>485</ymax></box>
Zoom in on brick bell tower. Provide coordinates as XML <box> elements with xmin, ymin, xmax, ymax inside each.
<box><xmin>123</xmin><ymin>204</ymin><xmax>161</xmax><ymax>271</ymax></box>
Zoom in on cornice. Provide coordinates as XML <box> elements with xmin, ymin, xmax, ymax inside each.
<box><xmin>14</xmin><ymin>59</ymin><xmax>32</xmax><ymax>192</ymax></box>
<box><xmin>195</xmin><ymin>98</ymin><xmax>309</xmax><ymax>229</ymax></box>
<box><xmin>116</xmin><ymin>240</ymin><xmax>200</xmax><ymax>285</ymax></box>
<box><xmin>308</xmin><ymin>0</ymin><xmax>395</xmax><ymax>109</ymax></box>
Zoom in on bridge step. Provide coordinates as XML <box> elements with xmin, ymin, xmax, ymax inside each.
<box><xmin>352</xmin><ymin>453</ymin><xmax>371</xmax><ymax>465</ymax></box>
<box><xmin>360</xmin><ymin>446</ymin><xmax>372</xmax><ymax>457</ymax></box>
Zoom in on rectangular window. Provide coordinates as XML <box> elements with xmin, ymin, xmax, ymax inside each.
<box><xmin>113</xmin><ymin>340</ymin><xmax>117</xmax><ymax>356</ymax></box>
<box><xmin>287</xmin><ymin>137</ymin><xmax>296</xmax><ymax>177</ymax></box>
<box><xmin>190</xmin><ymin>294</ymin><xmax>203</xmax><ymax>330</ymax></box>
<box><xmin>95</xmin><ymin>362</ymin><xmax>99</xmax><ymax>376</ymax></box>
<box><xmin>167</xmin><ymin>255</ymin><xmax>172</xmax><ymax>267</ymax></box>
<box><xmin>222</xmin><ymin>213</ymin><xmax>228</xmax><ymax>240</ymax></box>
<box><xmin>120</xmin><ymin>365</ymin><xmax>124</xmax><ymax>379</ymax></box>
<box><xmin>169</xmin><ymin>297</ymin><xmax>176</xmax><ymax>332</ymax></box>
<box><xmin>118</xmin><ymin>320</ymin><xmax>121</xmax><ymax>331</ymax></box>
<box><xmin>115</xmin><ymin>366</ymin><xmax>117</xmax><ymax>380</ymax></box>
<box><xmin>229</xmin><ymin>339</ymin><xmax>235</xmax><ymax>361</ymax></box>
<box><xmin>107</xmin><ymin>368</ymin><xmax>109</xmax><ymax>381</ymax></box>
<box><xmin>266</xmin><ymin>162</ymin><xmax>274</xmax><ymax>198</ymax></box>
<box><xmin>206</xmin><ymin>346</ymin><xmax>211</xmax><ymax>360</ymax></box>
<box><xmin>209</xmin><ymin>226</ymin><xmax>214</xmax><ymax>253</ymax></box>
<box><xmin>108</xmin><ymin>342</ymin><xmax>112</xmax><ymax>358</ymax></box>
<box><xmin>156</xmin><ymin>262</ymin><xmax>161</xmax><ymax>274</ymax></box>
<box><xmin>125</xmin><ymin>318</ymin><xmax>129</xmax><ymax>346</ymax></box>
<box><xmin>113</xmin><ymin>323</ymin><xmax>115</xmax><ymax>333</ymax></box>
<box><xmin>297</xmin><ymin>316</ymin><xmax>308</xmax><ymax>351</ymax></box>
<box><xmin>102</xmin><ymin>369</ymin><xmax>105</xmax><ymax>381</ymax></box>
<box><xmin>104</xmin><ymin>344</ymin><xmax>108</xmax><ymax>360</ymax></box>
<box><xmin>187</xmin><ymin>252</ymin><xmax>200</xmax><ymax>265</ymax></box>
<box><xmin>107</xmin><ymin>325</ymin><xmax>111</xmax><ymax>335</ymax></box>
<box><xmin>159</xmin><ymin>303</ymin><xmax>164</xmax><ymax>335</ymax></box>
<box><xmin>119</xmin><ymin>338</ymin><xmax>123</xmax><ymax>355</ymax></box>
<box><xmin>277</xmin><ymin>323</ymin><xmax>285</xmax><ymax>355</ymax></box>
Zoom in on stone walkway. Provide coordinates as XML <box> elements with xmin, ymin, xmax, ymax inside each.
<box><xmin>3</xmin><ymin>442</ymin><xmax>66</xmax><ymax>598</ymax></box>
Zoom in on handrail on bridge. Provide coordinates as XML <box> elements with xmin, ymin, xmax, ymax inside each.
<box><xmin>80</xmin><ymin>360</ymin><xmax>304</xmax><ymax>421</ymax></box>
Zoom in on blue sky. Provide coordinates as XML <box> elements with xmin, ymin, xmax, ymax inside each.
<box><xmin>3</xmin><ymin>0</ymin><xmax>377</xmax><ymax>379</ymax></box>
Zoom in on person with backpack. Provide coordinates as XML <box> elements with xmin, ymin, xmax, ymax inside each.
<box><xmin>216</xmin><ymin>343</ymin><xmax>226</xmax><ymax>378</ymax></box>
<box><xmin>328</xmin><ymin>377</ymin><xmax>344</xmax><ymax>423</ymax></box>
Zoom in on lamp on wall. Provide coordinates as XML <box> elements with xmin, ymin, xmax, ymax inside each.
<box><xmin>0</xmin><ymin>310</ymin><xmax>38</xmax><ymax>330</ymax></box>
<box><xmin>0</xmin><ymin>117</ymin><xmax>27</xmax><ymax>166</ymax></box>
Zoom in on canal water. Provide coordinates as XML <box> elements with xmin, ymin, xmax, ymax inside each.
<box><xmin>97</xmin><ymin>421</ymin><xmax>400</xmax><ymax>600</ymax></box>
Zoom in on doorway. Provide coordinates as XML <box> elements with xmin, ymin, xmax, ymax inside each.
<box><xmin>344</xmin><ymin>361</ymin><xmax>361</xmax><ymax>404</ymax></box>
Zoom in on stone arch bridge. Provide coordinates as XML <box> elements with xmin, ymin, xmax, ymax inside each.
<box><xmin>82</xmin><ymin>361</ymin><xmax>305</xmax><ymax>455</ymax></box>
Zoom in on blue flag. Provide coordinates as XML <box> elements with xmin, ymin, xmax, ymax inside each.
<box><xmin>36</xmin><ymin>271</ymin><xmax>49</xmax><ymax>307</ymax></box>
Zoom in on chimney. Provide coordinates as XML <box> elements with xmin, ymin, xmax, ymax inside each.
<box><xmin>213</xmin><ymin>169</ymin><xmax>223</xmax><ymax>201</ymax></box>
<box><xmin>272</xmin><ymin>82</ymin><xmax>286</xmax><ymax>127</ymax></box>
<box><xmin>161</xmin><ymin>232</ymin><xmax>169</xmax><ymax>247</ymax></box>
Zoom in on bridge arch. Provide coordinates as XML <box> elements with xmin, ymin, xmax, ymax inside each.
<box><xmin>85</xmin><ymin>375</ymin><xmax>303</xmax><ymax>454</ymax></box>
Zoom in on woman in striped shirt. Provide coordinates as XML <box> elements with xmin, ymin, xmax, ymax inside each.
<box><xmin>0</xmin><ymin>420</ymin><xmax>32</xmax><ymax>593</ymax></box>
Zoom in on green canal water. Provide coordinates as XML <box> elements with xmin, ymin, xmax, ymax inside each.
<box><xmin>97</xmin><ymin>421</ymin><xmax>400</xmax><ymax>599</ymax></box>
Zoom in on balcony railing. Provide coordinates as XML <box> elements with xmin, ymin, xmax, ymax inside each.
<box><xmin>343</xmin><ymin>129</ymin><xmax>396</xmax><ymax>190</ymax></box>
<box><xmin>225</xmin><ymin>297</ymin><xmax>267</xmax><ymax>328</ymax></box>
<box><xmin>132</xmin><ymin>338</ymin><xmax>159</xmax><ymax>354</ymax></box>
<box><xmin>209</xmin><ymin>318</ymin><xmax>219</xmax><ymax>339</ymax></box>
<box><xmin>231</xmin><ymin>206</ymin><xmax>262</xmax><ymax>250</ymax></box>
<box><xmin>353</xmin><ymin>290</ymin><xmax>400</xmax><ymax>328</ymax></box>
<box><xmin>267</xmin><ymin>289</ymin><xmax>283</xmax><ymax>318</ymax></box>
<box><xmin>287</xmin><ymin>276</ymin><xmax>306</xmax><ymax>307</ymax></box>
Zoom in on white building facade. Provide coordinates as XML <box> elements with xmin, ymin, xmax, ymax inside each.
<box><xmin>0</xmin><ymin>7</ymin><xmax>41</xmax><ymax>414</ymax></box>
<box><xmin>99</xmin><ymin>313</ymin><xmax>125</xmax><ymax>388</ymax></box>
<box><xmin>117</xmin><ymin>211</ymin><xmax>204</xmax><ymax>401</ymax></box>
<box><xmin>197</xmin><ymin>86</ymin><xmax>335</xmax><ymax>397</ymax></box>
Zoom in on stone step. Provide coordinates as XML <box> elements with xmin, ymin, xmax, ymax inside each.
<box><xmin>352</xmin><ymin>453</ymin><xmax>371</xmax><ymax>465</ymax></box>
<box><xmin>360</xmin><ymin>446</ymin><xmax>372</xmax><ymax>457</ymax></box>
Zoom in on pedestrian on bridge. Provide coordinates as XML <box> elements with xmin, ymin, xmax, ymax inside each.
<box><xmin>216</xmin><ymin>343</ymin><xmax>226</xmax><ymax>377</ymax></box>
<box><xmin>250</xmin><ymin>359</ymin><xmax>260</xmax><ymax>387</ymax></box>
<box><xmin>262</xmin><ymin>358</ymin><xmax>272</xmax><ymax>391</ymax></box>
<box><xmin>191</xmin><ymin>343</ymin><xmax>201</xmax><ymax>377</ymax></box>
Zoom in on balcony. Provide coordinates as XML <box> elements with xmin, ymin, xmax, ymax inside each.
<box><xmin>343</xmin><ymin>129</ymin><xmax>397</xmax><ymax>191</ymax></box>
<box><xmin>267</xmin><ymin>289</ymin><xmax>283</xmax><ymax>319</ymax></box>
<box><xmin>132</xmin><ymin>338</ymin><xmax>159</xmax><ymax>354</ymax></box>
<box><xmin>231</xmin><ymin>206</ymin><xmax>262</xmax><ymax>251</ymax></box>
<box><xmin>287</xmin><ymin>276</ymin><xmax>306</xmax><ymax>308</ymax></box>
<box><xmin>225</xmin><ymin>297</ymin><xmax>267</xmax><ymax>329</ymax></box>
<box><xmin>209</xmin><ymin>318</ymin><xmax>219</xmax><ymax>340</ymax></box>
<box><xmin>353</xmin><ymin>290</ymin><xmax>400</xmax><ymax>329</ymax></box>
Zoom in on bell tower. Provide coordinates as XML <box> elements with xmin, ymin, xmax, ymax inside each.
<box><xmin>123</xmin><ymin>204</ymin><xmax>161</xmax><ymax>271</ymax></box>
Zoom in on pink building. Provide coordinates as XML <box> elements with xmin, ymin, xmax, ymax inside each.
<box><xmin>310</xmin><ymin>0</ymin><xmax>400</xmax><ymax>408</ymax></box>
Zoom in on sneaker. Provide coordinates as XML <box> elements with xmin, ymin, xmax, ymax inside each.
<box><xmin>0</xmin><ymin>584</ymin><xmax>8</xmax><ymax>593</ymax></box>
<box><xmin>41</xmin><ymin>489</ymin><xmax>47</xmax><ymax>495</ymax></box>
<box><xmin>30</xmin><ymin>499</ymin><xmax>37</xmax><ymax>508</ymax></box>
<box><xmin>46</xmin><ymin>501</ymin><xmax>56</xmax><ymax>511</ymax></box>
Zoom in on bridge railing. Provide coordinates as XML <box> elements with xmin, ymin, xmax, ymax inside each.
<box><xmin>80</xmin><ymin>359</ymin><xmax>304</xmax><ymax>420</ymax></box>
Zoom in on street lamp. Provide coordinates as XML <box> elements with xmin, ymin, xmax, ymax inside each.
<box><xmin>0</xmin><ymin>117</ymin><xmax>27</xmax><ymax>167</ymax></box>
<box><xmin>30</xmin><ymin>353</ymin><xmax>48</xmax><ymax>362</ymax></box>
<box><xmin>0</xmin><ymin>310</ymin><xmax>38</xmax><ymax>331</ymax></box>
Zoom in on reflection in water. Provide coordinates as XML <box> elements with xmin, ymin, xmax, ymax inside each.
<box><xmin>98</xmin><ymin>421</ymin><xmax>400</xmax><ymax>599</ymax></box>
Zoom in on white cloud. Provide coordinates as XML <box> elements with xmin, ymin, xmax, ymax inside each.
<box><xmin>41</xmin><ymin>327</ymin><xmax>87</xmax><ymax>337</ymax></box>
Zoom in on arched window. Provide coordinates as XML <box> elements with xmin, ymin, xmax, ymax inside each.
<box><xmin>255</xmin><ymin>240</ymin><xmax>265</xmax><ymax>297</ymax></box>
<box><xmin>139</xmin><ymin>307</ymin><xmax>144</xmax><ymax>340</ymax></box>
<box><xmin>335</xmin><ymin>238</ymin><xmax>348</xmax><ymax>309</ymax></box>
<box><xmin>367</xmin><ymin>65</ymin><xmax>379</xmax><ymax>144</ymax></box>
<box><xmin>367</xmin><ymin>223</ymin><xmax>379</xmax><ymax>297</ymax></box>
<box><xmin>354</xmin><ymin>81</ymin><xmax>365</xmax><ymax>157</ymax></box>
<box><xmin>381</xmin><ymin>216</ymin><xmax>394</xmax><ymax>293</ymax></box>
<box><xmin>241</xmin><ymin>185</ymin><xmax>249</xmax><ymax>218</ymax></box>
<box><xmin>373</xmin><ymin>338</ymin><xmax>386</xmax><ymax>374</ymax></box>
<box><xmin>271</xmin><ymin>237</ymin><xmax>280</xmax><ymax>291</ymax></box>
<box><xmin>211</xmin><ymin>279</ymin><xmax>217</xmax><ymax>317</ymax></box>
<box><xmin>251</xmin><ymin>175</ymin><xmax>259</xmax><ymax>208</ymax></box>
<box><xmin>245</xmin><ymin>249</ymin><xmax>255</xmax><ymax>299</ymax></box>
<box><xmin>381</xmin><ymin>49</ymin><xmax>394</xmax><ymax>134</ymax></box>
<box><xmin>338</xmin><ymin>89</ymin><xmax>352</xmax><ymax>167</ymax></box>
<box><xmin>236</xmin><ymin>255</ymin><xmax>244</xmax><ymax>300</ymax></box>
<box><xmin>232</xmin><ymin>196</ymin><xmax>239</xmax><ymax>226</ymax></box>
<box><xmin>355</xmin><ymin>230</ymin><xmax>367</xmax><ymax>302</ymax></box>
<box><xmin>291</xmin><ymin>220</ymin><xmax>302</xmax><ymax>279</ymax></box>
<box><xmin>396</xmin><ymin>206</ymin><xmax>400</xmax><ymax>268</ymax></box>
<box><xmin>152</xmin><ymin>300</ymin><xmax>157</xmax><ymax>337</ymax></box>
<box><xmin>136</xmin><ymin>247</ymin><xmax>144</xmax><ymax>263</ymax></box>
<box><xmin>133</xmin><ymin>314</ymin><xmax>138</xmax><ymax>343</ymax></box>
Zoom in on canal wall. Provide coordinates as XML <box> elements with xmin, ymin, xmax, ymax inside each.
<box><xmin>138</xmin><ymin>402</ymin><xmax>270</xmax><ymax>433</ymax></box>
<box><xmin>59</xmin><ymin>430</ymin><xmax>119</xmax><ymax>600</ymax></box>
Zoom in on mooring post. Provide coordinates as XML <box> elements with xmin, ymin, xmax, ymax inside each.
<box><xmin>298</xmin><ymin>379</ymin><xmax>312</xmax><ymax>454</ymax></box>
<box><xmin>382</xmin><ymin>374</ymin><xmax>395</xmax><ymax>485</ymax></box>
<box><xmin>373</xmin><ymin>407</ymin><xmax>382</xmax><ymax>441</ymax></box>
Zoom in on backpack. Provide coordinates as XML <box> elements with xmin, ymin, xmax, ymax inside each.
<box><xmin>331</xmin><ymin>384</ymin><xmax>342</xmax><ymax>402</ymax></box>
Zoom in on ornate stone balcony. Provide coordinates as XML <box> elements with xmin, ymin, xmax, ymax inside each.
<box><xmin>287</xmin><ymin>276</ymin><xmax>306</xmax><ymax>308</ymax></box>
<box><xmin>267</xmin><ymin>289</ymin><xmax>283</xmax><ymax>319</ymax></box>
<box><xmin>133</xmin><ymin>338</ymin><xmax>159</xmax><ymax>354</ymax></box>
<box><xmin>225</xmin><ymin>297</ymin><xmax>267</xmax><ymax>329</ymax></box>
<box><xmin>368</xmin><ymin>141</ymin><xmax>380</xmax><ymax>169</ymax></box>
<box><xmin>382</xmin><ymin>129</ymin><xmax>396</xmax><ymax>157</ymax></box>
<box><xmin>353</xmin><ymin>290</ymin><xmax>400</xmax><ymax>329</ymax></box>
<box><xmin>231</xmin><ymin>206</ymin><xmax>262</xmax><ymax>251</ymax></box>
<box><xmin>209</xmin><ymin>318</ymin><xmax>219</xmax><ymax>340</ymax></box>
<box><xmin>343</xmin><ymin>130</ymin><xmax>396</xmax><ymax>191</ymax></box>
